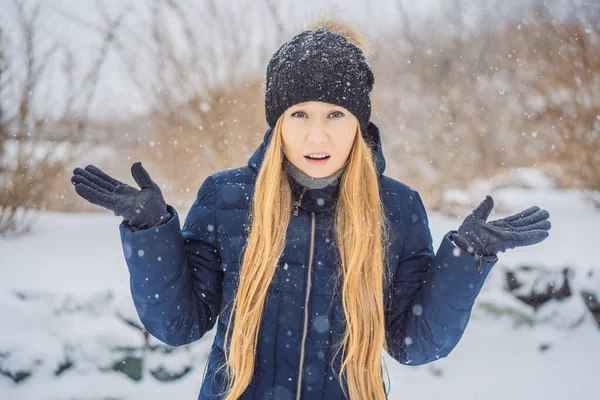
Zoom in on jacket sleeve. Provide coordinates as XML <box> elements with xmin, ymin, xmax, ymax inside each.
<box><xmin>119</xmin><ymin>175</ymin><xmax>223</xmax><ymax>347</ymax></box>
<box><xmin>384</xmin><ymin>190</ymin><xmax>498</xmax><ymax>366</ymax></box>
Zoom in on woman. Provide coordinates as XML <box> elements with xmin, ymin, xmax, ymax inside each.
<box><xmin>71</xmin><ymin>19</ymin><xmax>551</xmax><ymax>400</ymax></box>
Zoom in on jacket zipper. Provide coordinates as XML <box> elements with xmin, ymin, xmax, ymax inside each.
<box><xmin>293</xmin><ymin>186</ymin><xmax>308</xmax><ymax>216</ymax></box>
<box><xmin>295</xmin><ymin>203</ymin><xmax>316</xmax><ymax>399</ymax></box>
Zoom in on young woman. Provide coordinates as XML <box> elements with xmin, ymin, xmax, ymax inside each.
<box><xmin>71</xmin><ymin>19</ymin><xmax>551</xmax><ymax>400</ymax></box>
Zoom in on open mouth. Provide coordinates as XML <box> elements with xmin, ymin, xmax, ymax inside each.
<box><xmin>304</xmin><ymin>154</ymin><xmax>331</xmax><ymax>165</ymax></box>
<box><xmin>304</xmin><ymin>155</ymin><xmax>330</xmax><ymax>160</ymax></box>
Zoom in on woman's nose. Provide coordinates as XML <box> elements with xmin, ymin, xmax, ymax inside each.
<box><xmin>307</xmin><ymin>121</ymin><xmax>328</xmax><ymax>142</ymax></box>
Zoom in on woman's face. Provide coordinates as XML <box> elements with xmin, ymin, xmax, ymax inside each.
<box><xmin>281</xmin><ymin>101</ymin><xmax>358</xmax><ymax>178</ymax></box>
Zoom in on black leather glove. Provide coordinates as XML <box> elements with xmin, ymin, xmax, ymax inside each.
<box><xmin>71</xmin><ymin>162</ymin><xmax>172</xmax><ymax>230</ymax></box>
<box><xmin>452</xmin><ymin>195</ymin><xmax>551</xmax><ymax>272</ymax></box>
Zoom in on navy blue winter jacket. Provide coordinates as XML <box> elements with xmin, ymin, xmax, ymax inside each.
<box><xmin>119</xmin><ymin>122</ymin><xmax>498</xmax><ymax>399</ymax></box>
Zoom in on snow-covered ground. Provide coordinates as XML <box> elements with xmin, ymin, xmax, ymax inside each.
<box><xmin>1</xmin><ymin>168</ymin><xmax>598</xmax><ymax>399</ymax></box>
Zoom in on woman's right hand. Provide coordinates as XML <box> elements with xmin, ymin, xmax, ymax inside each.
<box><xmin>71</xmin><ymin>161</ymin><xmax>171</xmax><ymax>230</ymax></box>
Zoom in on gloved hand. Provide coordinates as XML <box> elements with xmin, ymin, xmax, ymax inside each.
<box><xmin>71</xmin><ymin>161</ymin><xmax>172</xmax><ymax>231</ymax></box>
<box><xmin>452</xmin><ymin>195</ymin><xmax>551</xmax><ymax>273</ymax></box>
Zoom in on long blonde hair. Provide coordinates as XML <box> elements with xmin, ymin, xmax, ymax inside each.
<box><xmin>215</xmin><ymin>19</ymin><xmax>392</xmax><ymax>400</ymax></box>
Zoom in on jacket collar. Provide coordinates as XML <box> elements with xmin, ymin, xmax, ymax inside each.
<box><xmin>247</xmin><ymin>121</ymin><xmax>386</xmax><ymax>213</ymax></box>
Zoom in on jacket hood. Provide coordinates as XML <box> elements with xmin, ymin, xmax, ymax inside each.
<box><xmin>247</xmin><ymin>121</ymin><xmax>386</xmax><ymax>177</ymax></box>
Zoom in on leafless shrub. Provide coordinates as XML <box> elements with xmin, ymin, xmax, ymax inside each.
<box><xmin>26</xmin><ymin>0</ymin><xmax>597</xmax><ymax>216</ymax></box>
<box><xmin>93</xmin><ymin>0</ymin><xmax>289</xmax><ymax>208</ymax></box>
<box><xmin>0</xmin><ymin>0</ymin><xmax>120</xmax><ymax>236</ymax></box>
<box><xmin>370</xmin><ymin>0</ymin><xmax>599</xmax><ymax>207</ymax></box>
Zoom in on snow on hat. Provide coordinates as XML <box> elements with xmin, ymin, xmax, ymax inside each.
<box><xmin>264</xmin><ymin>19</ymin><xmax>375</xmax><ymax>134</ymax></box>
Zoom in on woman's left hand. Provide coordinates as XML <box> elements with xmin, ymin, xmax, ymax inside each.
<box><xmin>452</xmin><ymin>195</ymin><xmax>551</xmax><ymax>260</ymax></box>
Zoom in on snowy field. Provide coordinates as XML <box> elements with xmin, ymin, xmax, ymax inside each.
<box><xmin>1</xmin><ymin>169</ymin><xmax>598</xmax><ymax>399</ymax></box>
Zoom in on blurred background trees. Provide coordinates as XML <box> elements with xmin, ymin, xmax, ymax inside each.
<box><xmin>0</xmin><ymin>0</ymin><xmax>121</xmax><ymax>234</ymax></box>
<box><xmin>1</xmin><ymin>0</ymin><xmax>598</xmax><ymax>235</ymax></box>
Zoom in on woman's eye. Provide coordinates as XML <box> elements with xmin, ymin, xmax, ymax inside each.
<box><xmin>291</xmin><ymin>111</ymin><xmax>343</xmax><ymax>118</ymax></box>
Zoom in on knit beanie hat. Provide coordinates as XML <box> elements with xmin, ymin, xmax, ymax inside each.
<box><xmin>264</xmin><ymin>21</ymin><xmax>375</xmax><ymax>135</ymax></box>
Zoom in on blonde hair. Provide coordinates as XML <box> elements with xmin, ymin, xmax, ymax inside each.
<box><xmin>216</xmin><ymin>19</ymin><xmax>392</xmax><ymax>400</ymax></box>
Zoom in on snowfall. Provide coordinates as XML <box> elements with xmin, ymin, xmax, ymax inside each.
<box><xmin>1</xmin><ymin>167</ymin><xmax>598</xmax><ymax>400</ymax></box>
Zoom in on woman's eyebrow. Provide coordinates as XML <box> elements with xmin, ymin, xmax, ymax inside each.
<box><xmin>290</xmin><ymin>108</ymin><xmax>344</xmax><ymax>113</ymax></box>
